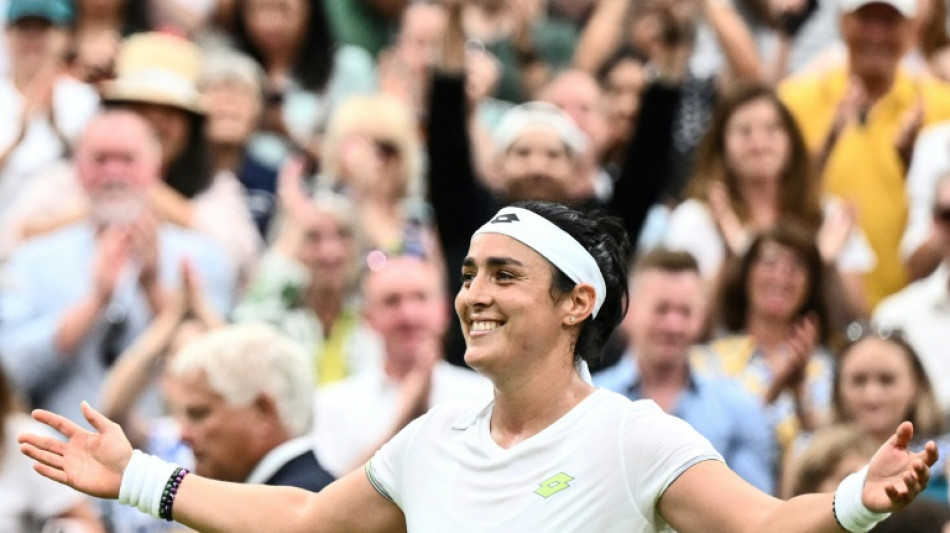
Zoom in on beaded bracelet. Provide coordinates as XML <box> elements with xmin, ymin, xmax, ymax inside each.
<box><xmin>158</xmin><ymin>467</ymin><xmax>190</xmax><ymax>521</ymax></box>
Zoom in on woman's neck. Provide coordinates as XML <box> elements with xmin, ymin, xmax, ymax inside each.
<box><xmin>211</xmin><ymin>143</ymin><xmax>244</xmax><ymax>174</ymax></box>
<box><xmin>746</xmin><ymin>313</ymin><xmax>793</xmax><ymax>354</ymax></box>
<box><xmin>489</xmin><ymin>351</ymin><xmax>593</xmax><ymax>449</ymax></box>
<box><xmin>305</xmin><ymin>284</ymin><xmax>345</xmax><ymax>332</ymax></box>
<box><xmin>265</xmin><ymin>45</ymin><xmax>301</xmax><ymax>89</ymax></box>
<box><xmin>737</xmin><ymin>177</ymin><xmax>781</xmax><ymax>228</ymax></box>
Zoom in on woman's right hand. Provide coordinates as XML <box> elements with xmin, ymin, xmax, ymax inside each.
<box><xmin>18</xmin><ymin>401</ymin><xmax>133</xmax><ymax>500</ymax></box>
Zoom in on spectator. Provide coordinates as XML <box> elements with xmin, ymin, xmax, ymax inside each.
<box><xmin>199</xmin><ymin>47</ymin><xmax>278</xmax><ymax>238</ymax></box>
<box><xmin>916</xmin><ymin>0</ymin><xmax>950</xmax><ymax>81</ymax></box>
<box><xmin>595</xmin><ymin>249</ymin><xmax>777</xmax><ymax>493</ymax></box>
<box><xmin>595</xmin><ymin>46</ymin><xmax>647</xmax><ymax>176</ymax></box>
<box><xmin>5</xmin><ymin>32</ymin><xmax>264</xmax><ymax>279</ymax></box>
<box><xmin>829</xmin><ymin>323</ymin><xmax>948</xmax><ymax>501</ymax></box>
<box><xmin>231</xmin><ymin>0</ymin><xmax>376</xmax><ymax>158</ymax></box>
<box><xmin>664</xmin><ymin>83</ymin><xmax>873</xmax><ymax>322</ymax></box>
<box><xmin>903</xmin><ymin>129</ymin><xmax>950</xmax><ymax>280</ymax></box>
<box><xmin>69</xmin><ymin>0</ymin><xmax>152</xmax><ymax>86</ymax></box>
<box><xmin>103</xmin><ymin>32</ymin><xmax>262</xmax><ymax>279</ymax></box>
<box><xmin>0</xmin><ymin>0</ymin><xmax>99</xmax><ymax>258</ymax></box>
<box><xmin>875</xmin><ymin>173</ymin><xmax>950</xmax><ymax>414</ymax></box>
<box><xmin>538</xmin><ymin>69</ymin><xmax>613</xmax><ymax>202</ymax></box>
<box><xmin>320</xmin><ymin>93</ymin><xmax>434</xmax><ymax>256</ymax></box>
<box><xmin>165</xmin><ymin>323</ymin><xmax>334</xmax><ymax>491</ymax></box>
<box><xmin>574</xmin><ymin>0</ymin><xmax>763</xmax><ymax>198</ymax></box>
<box><xmin>0</xmin><ymin>364</ymin><xmax>106</xmax><ymax>533</ymax></box>
<box><xmin>312</xmin><ymin>255</ymin><xmax>492</xmax><ymax>477</ymax></box>
<box><xmin>694</xmin><ymin>222</ymin><xmax>836</xmax><ymax>452</ymax></box>
<box><xmin>377</xmin><ymin>1</ymin><xmax>446</xmax><ymax>118</ymax></box>
<box><xmin>460</xmin><ymin>0</ymin><xmax>577</xmax><ymax>103</ymax></box>
<box><xmin>234</xmin><ymin>182</ymin><xmax>383</xmax><ymax>385</ymax></box>
<box><xmin>0</xmin><ymin>110</ymin><xmax>235</xmax><ymax>428</ymax></box>
<box><xmin>779</xmin><ymin>0</ymin><xmax>950</xmax><ymax>308</ymax></box>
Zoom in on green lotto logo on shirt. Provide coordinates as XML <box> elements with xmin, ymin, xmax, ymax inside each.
<box><xmin>534</xmin><ymin>472</ymin><xmax>574</xmax><ymax>498</ymax></box>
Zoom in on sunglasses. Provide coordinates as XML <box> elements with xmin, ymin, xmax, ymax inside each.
<box><xmin>934</xmin><ymin>206</ymin><xmax>950</xmax><ymax>224</ymax></box>
<box><xmin>844</xmin><ymin>321</ymin><xmax>906</xmax><ymax>344</ymax></box>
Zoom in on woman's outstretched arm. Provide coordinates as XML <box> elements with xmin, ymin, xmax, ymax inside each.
<box><xmin>18</xmin><ymin>402</ymin><xmax>406</xmax><ymax>533</ymax></box>
<box><xmin>660</xmin><ymin>422</ymin><xmax>937</xmax><ymax>533</ymax></box>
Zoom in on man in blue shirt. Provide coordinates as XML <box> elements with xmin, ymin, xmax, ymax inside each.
<box><xmin>595</xmin><ymin>249</ymin><xmax>777</xmax><ymax>493</ymax></box>
<box><xmin>0</xmin><ymin>110</ymin><xmax>235</xmax><ymax>428</ymax></box>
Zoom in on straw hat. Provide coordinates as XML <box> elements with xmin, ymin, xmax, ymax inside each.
<box><xmin>101</xmin><ymin>32</ymin><xmax>204</xmax><ymax>115</ymax></box>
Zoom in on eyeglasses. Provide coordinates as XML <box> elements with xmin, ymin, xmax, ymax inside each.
<box><xmin>844</xmin><ymin>321</ymin><xmax>906</xmax><ymax>344</ymax></box>
<box><xmin>933</xmin><ymin>206</ymin><xmax>950</xmax><ymax>224</ymax></box>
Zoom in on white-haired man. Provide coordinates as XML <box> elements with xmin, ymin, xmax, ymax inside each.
<box><xmin>164</xmin><ymin>323</ymin><xmax>334</xmax><ymax>491</ymax></box>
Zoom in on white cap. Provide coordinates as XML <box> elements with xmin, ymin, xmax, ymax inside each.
<box><xmin>493</xmin><ymin>101</ymin><xmax>588</xmax><ymax>158</ymax></box>
<box><xmin>839</xmin><ymin>0</ymin><xmax>916</xmax><ymax>17</ymax></box>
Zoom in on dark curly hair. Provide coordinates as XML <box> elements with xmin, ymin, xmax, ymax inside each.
<box><xmin>513</xmin><ymin>201</ymin><xmax>631</xmax><ymax>365</ymax></box>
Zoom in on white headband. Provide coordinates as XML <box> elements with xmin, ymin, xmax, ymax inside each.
<box><xmin>473</xmin><ymin>206</ymin><xmax>607</xmax><ymax>318</ymax></box>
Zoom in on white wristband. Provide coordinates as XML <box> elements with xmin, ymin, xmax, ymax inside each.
<box><xmin>118</xmin><ymin>450</ymin><xmax>180</xmax><ymax>518</ymax></box>
<box><xmin>833</xmin><ymin>466</ymin><xmax>892</xmax><ymax>532</ymax></box>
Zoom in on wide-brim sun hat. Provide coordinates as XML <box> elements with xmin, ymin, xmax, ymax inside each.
<box><xmin>101</xmin><ymin>32</ymin><xmax>205</xmax><ymax>115</ymax></box>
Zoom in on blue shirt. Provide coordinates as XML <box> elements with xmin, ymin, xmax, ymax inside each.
<box><xmin>595</xmin><ymin>353</ymin><xmax>777</xmax><ymax>494</ymax></box>
<box><xmin>0</xmin><ymin>222</ymin><xmax>236</xmax><ymax>428</ymax></box>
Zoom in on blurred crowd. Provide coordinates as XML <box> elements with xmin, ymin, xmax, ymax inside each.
<box><xmin>1</xmin><ymin>0</ymin><xmax>950</xmax><ymax>531</ymax></box>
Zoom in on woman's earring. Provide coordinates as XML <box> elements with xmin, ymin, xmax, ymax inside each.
<box><xmin>569</xmin><ymin>316</ymin><xmax>576</xmax><ymax>323</ymax></box>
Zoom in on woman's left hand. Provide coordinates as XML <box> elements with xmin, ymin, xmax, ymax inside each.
<box><xmin>863</xmin><ymin>422</ymin><xmax>938</xmax><ymax>512</ymax></box>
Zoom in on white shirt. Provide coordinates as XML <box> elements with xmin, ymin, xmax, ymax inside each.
<box><xmin>663</xmin><ymin>198</ymin><xmax>874</xmax><ymax>279</ymax></box>
<box><xmin>901</xmin><ymin>121</ymin><xmax>950</xmax><ymax>260</ymax></box>
<box><xmin>0</xmin><ymin>415</ymin><xmax>86</xmax><ymax>533</ymax></box>
<box><xmin>873</xmin><ymin>263</ymin><xmax>950</xmax><ymax>414</ymax></box>
<box><xmin>367</xmin><ymin>389</ymin><xmax>723</xmax><ymax>533</ymax></box>
<box><xmin>313</xmin><ymin>362</ymin><xmax>493</xmax><ymax>477</ymax></box>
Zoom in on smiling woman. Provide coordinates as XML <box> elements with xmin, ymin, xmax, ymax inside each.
<box><xmin>16</xmin><ymin>202</ymin><xmax>942</xmax><ymax>533</ymax></box>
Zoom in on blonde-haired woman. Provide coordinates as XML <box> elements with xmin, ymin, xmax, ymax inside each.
<box><xmin>319</xmin><ymin>93</ymin><xmax>434</xmax><ymax>258</ymax></box>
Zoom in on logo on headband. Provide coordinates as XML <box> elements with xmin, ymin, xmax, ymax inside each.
<box><xmin>490</xmin><ymin>213</ymin><xmax>520</xmax><ymax>224</ymax></box>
